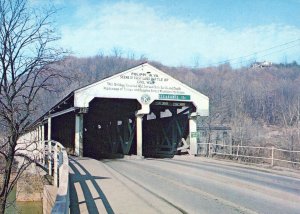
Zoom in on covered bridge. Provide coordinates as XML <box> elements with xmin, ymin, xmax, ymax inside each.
<box><xmin>33</xmin><ymin>63</ymin><xmax>209</xmax><ymax>158</ymax></box>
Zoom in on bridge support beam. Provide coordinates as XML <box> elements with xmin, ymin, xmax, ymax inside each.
<box><xmin>41</xmin><ymin>124</ymin><xmax>45</xmax><ymax>165</ymax></box>
<box><xmin>136</xmin><ymin>114</ymin><xmax>144</xmax><ymax>157</ymax></box>
<box><xmin>75</xmin><ymin>114</ymin><xmax>83</xmax><ymax>157</ymax></box>
<box><xmin>38</xmin><ymin>126</ymin><xmax>42</xmax><ymax>161</ymax></box>
<box><xmin>189</xmin><ymin>113</ymin><xmax>198</xmax><ymax>155</ymax></box>
<box><xmin>48</xmin><ymin>117</ymin><xmax>52</xmax><ymax>175</ymax></box>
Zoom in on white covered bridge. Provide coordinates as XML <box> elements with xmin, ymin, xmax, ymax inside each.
<box><xmin>30</xmin><ymin>63</ymin><xmax>209</xmax><ymax>159</ymax></box>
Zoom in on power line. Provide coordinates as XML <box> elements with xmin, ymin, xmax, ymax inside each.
<box><xmin>198</xmin><ymin>38</ymin><xmax>300</xmax><ymax>68</ymax></box>
<box><xmin>229</xmin><ymin>43</ymin><xmax>300</xmax><ymax>67</ymax></box>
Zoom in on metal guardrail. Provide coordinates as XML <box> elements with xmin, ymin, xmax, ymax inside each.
<box><xmin>17</xmin><ymin>131</ymin><xmax>70</xmax><ymax>213</ymax></box>
<box><xmin>197</xmin><ymin>142</ymin><xmax>300</xmax><ymax>166</ymax></box>
<box><xmin>41</xmin><ymin>140</ymin><xmax>69</xmax><ymax>214</ymax></box>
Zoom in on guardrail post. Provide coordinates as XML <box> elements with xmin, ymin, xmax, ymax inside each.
<box><xmin>37</xmin><ymin>126</ymin><xmax>41</xmax><ymax>162</ymax></box>
<box><xmin>51</xmin><ymin>146</ymin><xmax>70</xmax><ymax>214</ymax></box>
<box><xmin>54</xmin><ymin>143</ymin><xmax>58</xmax><ymax>187</ymax></box>
<box><xmin>59</xmin><ymin>151</ymin><xmax>63</xmax><ymax>166</ymax></box>
<box><xmin>229</xmin><ymin>133</ymin><xmax>233</xmax><ymax>155</ymax></box>
<box><xmin>271</xmin><ymin>146</ymin><xmax>274</xmax><ymax>167</ymax></box>
<box><xmin>39</xmin><ymin>125</ymin><xmax>43</xmax><ymax>163</ymax></box>
<box><xmin>236</xmin><ymin>144</ymin><xmax>240</xmax><ymax>159</ymax></box>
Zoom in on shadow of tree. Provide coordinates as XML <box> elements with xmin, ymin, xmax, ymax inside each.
<box><xmin>69</xmin><ymin>158</ymin><xmax>114</xmax><ymax>214</ymax></box>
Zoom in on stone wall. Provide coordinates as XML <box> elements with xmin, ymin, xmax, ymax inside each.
<box><xmin>16</xmin><ymin>164</ymin><xmax>50</xmax><ymax>202</ymax></box>
<box><xmin>16</xmin><ymin>174</ymin><xmax>44</xmax><ymax>201</ymax></box>
<box><xmin>43</xmin><ymin>185</ymin><xmax>58</xmax><ymax>214</ymax></box>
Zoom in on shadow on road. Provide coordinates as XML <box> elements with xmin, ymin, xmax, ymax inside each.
<box><xmin>69</xmin><ymin>157</ymin><xmax>115</xmax><ymax>214</ymax></box>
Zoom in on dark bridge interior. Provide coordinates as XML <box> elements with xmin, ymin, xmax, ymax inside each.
<box><xmin>47</xmin><ymin>98</ymin><xmax>195</xmax><ymax>159</ymax></box>
<box><xmin>143</xmin><ymin>101</ymin><xmax>194</xmax><ymax>158</ymax></box>
<box><xmin>83</xmin><ymin>98</ymin><xmax>140</xmax><ymax>159</ymax></box>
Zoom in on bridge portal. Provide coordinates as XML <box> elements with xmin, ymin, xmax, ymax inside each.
<box><xmin>33</xmin><ymin>63</ymin><xmax>209</xmax><ymax>158</ymax></box>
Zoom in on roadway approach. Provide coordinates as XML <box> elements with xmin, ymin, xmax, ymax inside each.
<box><xmin>68</xmin><ymin>156</ymin><xmax>300</xmax><ymax>214</ymax></box>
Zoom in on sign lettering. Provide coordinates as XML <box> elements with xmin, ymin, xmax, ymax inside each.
<box><xmin>159</xmin><ymin>94</ymin><xmax>190</xmax><ymax>100</ymax></box>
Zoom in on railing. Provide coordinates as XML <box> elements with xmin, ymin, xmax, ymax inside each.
<box><xmin>197</xmin><ymin>142</ymin><xmax>300</xmax><ymax>167</ymax></box>
<box><xmin>17</xmin><ymin>130</ymin><xmax>70</xmax><ymax>213</ymax></box>
<box><xmin>42</xmin><ymin>140</ymin><xmax>70</xmax><ymax>214</ymax></box>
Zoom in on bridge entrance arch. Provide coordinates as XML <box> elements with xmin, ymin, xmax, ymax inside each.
<box><xmin>142</xmin><ymin>101</ymin><xmax>195</xmax><ymax>157</ymax></box>
<box><xmin>33</xmin><ymin>63</ymin><xmax>209</xmax><ymax>158</ymax></box>
<box><xmin>83</xmin><ymin>98</ymin><xmax>140</xmax><ymax>158</ymax></box>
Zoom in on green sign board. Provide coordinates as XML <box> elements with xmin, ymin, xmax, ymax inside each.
<box><xmin>191</xmin><ymin>132</ymin><xmax>199</xmax><ymax>138</ymax></box>
<box><xmin>159</xmin><ymin>94</ymin><xmax>190</xmax><ymax>101</ymax></box>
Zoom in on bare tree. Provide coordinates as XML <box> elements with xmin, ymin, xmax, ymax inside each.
<box><xmin>0</xmin><ymin>0</ymin><xmax>65</xmax><ymax>213</ymax></box>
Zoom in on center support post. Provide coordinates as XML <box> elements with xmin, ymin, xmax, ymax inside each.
<box><xmin>136</xmin><ymin>114</ymin><xmax>144</xmax><ymax>157</ymax></box>
<box><xmin>75</xmin><ymin>113</ymin><xmax>84</xmax><ymax>157</ymax></box>
<box><xmin>189</xmin><ymin>113</ymin><xmax>198</xmax><ymax>155</ymax></box>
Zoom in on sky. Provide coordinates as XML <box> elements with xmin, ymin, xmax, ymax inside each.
<box><xmin>31</xmin><ymin>0</ymin><xmax>300</xmax><ymax>67</ymax></box>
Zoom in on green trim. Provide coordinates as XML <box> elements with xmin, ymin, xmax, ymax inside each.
<box><xmin>159</xmin><ymin>94</ymin><xmax>191</xmax><ymax>100</ymax></box>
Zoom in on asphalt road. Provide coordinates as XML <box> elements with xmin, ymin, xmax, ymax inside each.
<box><xmin>69</xmin><ymin>156</ymin><xmax>300</xmax><ymax>214</ymax></box>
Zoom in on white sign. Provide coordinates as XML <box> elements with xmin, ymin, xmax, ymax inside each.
<box><xmin>103</xmin><ymin>70</ymin><xmax>186</xmax><ymax>95</ymax></box>
<box><xmin>74</xmin><ymin>63</ymin><xmax>209</xmax><ymax>116</ymax></box>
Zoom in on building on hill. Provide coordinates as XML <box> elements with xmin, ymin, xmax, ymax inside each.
<box><xmin>251</xmin><ymin>61</ymin><xmax>273</xmax><ymax>68</ymax></box>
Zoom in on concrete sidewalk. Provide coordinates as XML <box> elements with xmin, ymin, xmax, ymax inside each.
<box><xmin>69</xmin><ymin>157</ymin><xmax>181</xmax><ymax>214</ymax></box>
